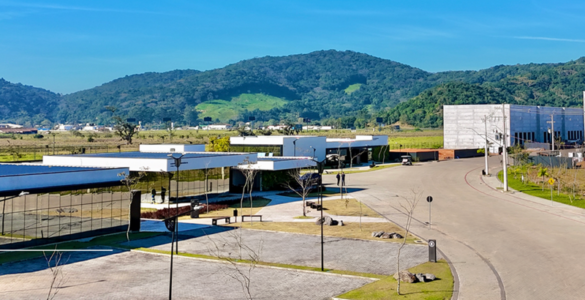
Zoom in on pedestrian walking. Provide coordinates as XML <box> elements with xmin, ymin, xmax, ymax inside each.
<box><xmin>151</xmin><ymin>188</ymin><xmax>156</xmax><ymax>204</ymax></box>
<box><xmin>336</xmin><ymin>172</ymin><xmax>340</xmax><ymax>186</ymax></box>
<box><xmin>161</xmin><ymin>187</ymin><xmax>166</xmax><ymax>203</ymax></box>
<box><xmin>341</xmin><ymin>172</ymin><xmax>346</xmax><ymax>186</ymax></box>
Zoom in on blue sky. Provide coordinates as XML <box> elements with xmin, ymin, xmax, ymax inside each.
<box><xmin>1</xmin><ymin>0</ymin><xmax>584</xmax><ymax>94</ymax></box>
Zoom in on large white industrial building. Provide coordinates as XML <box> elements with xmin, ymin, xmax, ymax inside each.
<box><xmin>444</xmin><ymin>104</ymin><xmax>585</xmax><ymax>152</ymax></box>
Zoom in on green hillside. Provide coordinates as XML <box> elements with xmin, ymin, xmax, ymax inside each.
<box><xmin>2</xmin><ymin>50</ymin><xmax>585</xmax><ymax>128</ymax></box>
<box><xmin>196</xmin><ymin>93</ymin><xmax>288</xmax><ymax>122</ymax></box>
<box><xmin>344</xmin><ymin>83</ymin><xmax>362</xmax><ymax>95</ymax></box>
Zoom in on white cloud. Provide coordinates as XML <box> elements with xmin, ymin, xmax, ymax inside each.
<box><xmin>513</xmin><ymin>36</ymin><xmax>585</xmax><ymax>43</ymax></box>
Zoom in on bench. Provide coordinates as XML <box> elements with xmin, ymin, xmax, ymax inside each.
<box><xmin>241</xmin><ymin>215</ymin><xmax>262</xmax><ymax>222</ymax></box>
<box><xmin>212</xmin><ymin>216</ymin><xmax>231</xmax><ymax>225</ymax></box>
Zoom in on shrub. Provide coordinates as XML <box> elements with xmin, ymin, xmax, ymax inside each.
<box><xmin>33</xmin><ymin>134</ymin><xmax>44</xmax><ymax>139</ymax></box>
<box><xmin>87</xmin><ymin>136</ymin><xmax>95</xmax><ymax>142</ymax></box>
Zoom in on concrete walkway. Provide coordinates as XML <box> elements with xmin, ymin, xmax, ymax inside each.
<box><xmin>177</xmin><ymin>193</ymin><xmax>389</xmax><ymax>226</ymax></box>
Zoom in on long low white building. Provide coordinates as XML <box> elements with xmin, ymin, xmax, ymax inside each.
<box><xmin>0</xmin><ymin>164</ymin><xmax>128</xmax><ymax>196</ymax></box>
<box><xmin>43</xmin><ymin>152</ymin><xmax>256</xmax><ymax>172</ymax></box>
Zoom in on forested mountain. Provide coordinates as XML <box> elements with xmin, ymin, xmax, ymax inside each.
<box><xmin>0</xmin><ymin>79</ymin><xmax>61</xmax><ymax>127</ymax></box>
<box><xmin>58</xmin><ymin>50</ymin><xmax>436</xmax><ymax>125</ymax></box>
<box><xmin>385</xmin><ymin>58</ymin><xmax>585</xmax><ymax>127</ymax></box>
<box><xmin>2</xmin><ymin>50</ymin><xmax>585</xmax><ymax>128</ymax></box>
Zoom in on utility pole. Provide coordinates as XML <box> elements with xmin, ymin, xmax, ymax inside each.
<box><xmin>501</xmin><ymin>105</ymin><xmax>508</xmax><ymax>192</ymax></box>
<box><xmin>547</xmin><ymin>114</ymin><xmax>555</xmax><ymax>151</ymax></box>
<box><xmin>481</xmin><ymin>115</ymin><xmax>490</xmax><ymax>175</ymax></box>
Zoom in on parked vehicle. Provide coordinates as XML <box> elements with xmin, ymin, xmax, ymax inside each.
<box><xmin>401</xmin><ymin>155</ymin><xmax>412</xmax><ymax>166</ymax></box>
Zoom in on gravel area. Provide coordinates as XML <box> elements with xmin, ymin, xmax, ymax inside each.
<box><xmin>0</xmin><ymin>250</ymin><xmax>372</xmax><ymax>300</ymax></box>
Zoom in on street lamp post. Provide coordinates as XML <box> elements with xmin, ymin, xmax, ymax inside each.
<box><xmin>167</xmin><ymin>153</ymin><xmax>184</xmax><ymax>300</ymax></box>
<box><xmin>319</xmin><ymin>183</ymin><xmax>324</xmax><ymax>271</ymax></box>
<box><xmin>168</xmin><ymin>153</ymin><xmax>184</xmax><ymax>253</ymax></box>
<box><xmin>2</xmin><ymin>191</ymin><xmax>29</xmax><ymax>235</ymax></box>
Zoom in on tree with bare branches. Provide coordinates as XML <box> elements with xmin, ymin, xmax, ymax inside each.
<box><xmin>396</xmin><ymin>189</ymin><xmax>422</xmax><ymax>295</ymax></box>
<box><xmin>205</xmin><ymin>230</ymin><xmax>263</xmax><ymax>300</ymax></box>
<box><xmin>118</xmin><ymin>171</ymin><xmax>146</xmax><ymax>241</ymax></box>
<box><xmin>284</xmin><ymin>168</ymin><xmax>319</xmax><ymax>217</ymax></box>
<box><xmin>44</xmin><ymin>248</ymin><xmax>68</xmax><ymax>300</ymax></box>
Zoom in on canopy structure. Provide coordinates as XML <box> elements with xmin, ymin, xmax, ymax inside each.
<box><xmin>237</xmin><ymin>156</ymin><xmax>316</xmax><ymax>171</ymax></box>
<box><xmin>42</xmin><ymin>152</ymin><xmax>257</xmax><ymax>172</ymax></box>
<box><xmin>0</xmin><ymin>163</ymin><xmax>128</xmax><ymax>196</ymax></box>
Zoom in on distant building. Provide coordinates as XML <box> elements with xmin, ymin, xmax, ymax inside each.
<box><xmin>202</xmin><ymin>124</ymin><xmax>232</xmax><ymax>130</ymax></box>
<box><xmin>55</xmin><ymin>124</ymin><xmax>74</xmax><ymax>131</ymax></box>
<box><xmin>444</xmin><ymin>104</ymin><xmax>585</xmax><ymax>152</ymax></box>
<box><xmin>0</xmin><ymin>127</ymin><xmax>37</xmax><ymax>134</ymax></box>
<box><xmin>0</xmin><ymin>123</ymin><xmax>23</xmax><ymax>129</ymax></box>
<box><xmin>266</xmin><ymin>125</ymin><xmax>288</xmax><ymax>131</ymax></box>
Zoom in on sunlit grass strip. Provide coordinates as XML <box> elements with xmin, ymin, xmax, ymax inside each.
<box><xmin>337</xmin><ymin>260</ymin><xmax>453</xmax><ymax>300</ymax></box>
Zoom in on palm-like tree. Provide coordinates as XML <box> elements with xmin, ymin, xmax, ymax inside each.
<box><xmin>537</xmin><ymin>166</ymin><xmax>549</xmax><ymax>191</ymax></box>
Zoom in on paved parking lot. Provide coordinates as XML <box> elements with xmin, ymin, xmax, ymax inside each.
<box><xmin>133</xmin><ymin>228</ymin><xmax>429</xmax><ymax>275</ymax></box>
<box><xmin>0</xmin><ymin>250</ymin><xmax>373</xmax><ymax>300</ymax></box>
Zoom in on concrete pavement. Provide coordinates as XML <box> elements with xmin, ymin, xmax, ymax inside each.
<box><xmin>329</xmin><ymin>156</ymin><xmax>585</xmax><ymax>300</ymax></box>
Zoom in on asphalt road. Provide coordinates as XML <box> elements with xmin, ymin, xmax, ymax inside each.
<box><xmin>325</xmin><ymin>156</ymin><xmax>585</xmax><ymax>300</ymax></box>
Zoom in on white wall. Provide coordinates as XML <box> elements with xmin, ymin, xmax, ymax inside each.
<box><xmin>237</xmin><ymin>157</ymin><xmax>316</xmax><ymax>170</ymax></box>
<box><xmin>140</xmin><ymin>144</ymin><xmax>205</xmax><ymax>153</ymax></box>
<box><xmin>230</xmin><ymin>136</ymin><xmax>285</xmax><ymax>145</ymax></box>
<box><xmin>44</xmin><ymin>153</ymin><xmax>256</xmax><ymax>172</ymax></box>
<box><xmin>326</xmin><ymin>135</ymin><xmax>388</xmax><ymax>149</ymax></box>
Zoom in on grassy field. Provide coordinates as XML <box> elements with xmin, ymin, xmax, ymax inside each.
<box><xmin>0</xmin><ymin>126</ymin><xmax>444</xmax><ymax>163</ymax></box>
<box><xmin>322</xmin><ymin>198</ymin><xmax>383</xmax><ymax>218</ymax></box>
<box><xmin>337</xmin><ymin>259</ymin><xmax>453</xmax><ymax>300</ymax></box>
<box><xmin>345</xmin><ymin>83</ymin><xmax>362</xmax><ymax>94</ymax></box>
<box><xmin>195</xmin><ymin>93</ymin><xmax>288</xmax><ymax>122</ymax></box>
<box><xmin>498</xmin><ymin>170</ymin><xmax>585</xmax><ymax>209</ymax></box>
<box><xmin>226</xmin><ymin>222</ymin><xmax>421</xmax><ymax>244</ymax></box>
<box><xmin>389</xmin><ymin>135</ymin><xmax>444</xmax><ymax>150</ymax></box>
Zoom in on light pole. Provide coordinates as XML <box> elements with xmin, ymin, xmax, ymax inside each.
<box><xmin>2</xmin><ymin>191</ymin><xmax>29</xmax><ymax>235</ymax></box>
<box><xmin>168</xmin><ymin>153</ymin><xmax>184</xmax><ymax>253</ymax></box>
<box><xmin>167</xmin><ymin>153</ymin><xmax>184</xmax><ymax>300</ymax></box>
<box><xmin>319</xmin><ymin>182</ymin><xmax>324</xmax><ymax>271</ymax></box>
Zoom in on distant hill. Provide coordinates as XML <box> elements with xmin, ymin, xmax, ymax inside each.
<box><xmin>58</xmin><ymin>50</ymin><xmax>435</xmax><ymax>124</ymax></box>
<box><xmin>0</xmin><ymin>79</ymin><xmax>61</xmax><ymax>127</ymax></box>
<box><xmin>2</xmin><ymin>51</ymin><xmax>585</xmax><ymax>127</ymax></box>
<box><xmin>384</xmin><ymin>58</ymin><xmax>585</xmax><ymax>127</ymax></box>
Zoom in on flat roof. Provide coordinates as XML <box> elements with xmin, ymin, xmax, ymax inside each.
<box><xmin>72</xmin><ymin>152</ymin><xmax>242</xmax><ymax>159</ymax></box>
<box><xmin>0</xmin><ymin>164</ymin><xmax>128</xmax><ymax>196</ymax></box>
<box><xmin>43</xmin><ymin>151</ymin><xmax>257</xmax><ymax>172</ymax></box>
<box><xmin>0</xmin><ymin>164</ymin><xmax>109</xmax><ymax>177</ymax></box>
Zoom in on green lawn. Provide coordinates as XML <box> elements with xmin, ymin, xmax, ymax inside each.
<box><xmin>338</xmin><ymin>260</ymin><xmax>453</xmax><ymax>300</ymax></box>
<box><xmin>498</xmin><ymin>171</ymin><xmax>585</xmax><ymax>209</ymax></box>
<box><xmin>389</xmin><ymin>135</ymin><xmax>444</xmax><ymax>150</ymax></box>
<box><xmin>195</xmin><ymin>93</ymin><xmax>288</xmax><ymax>122</ymax></box>
<box><xmin>345</xmin><ymin>83</ymin><xmax>362</xmax><ymax>94</ymax></box>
